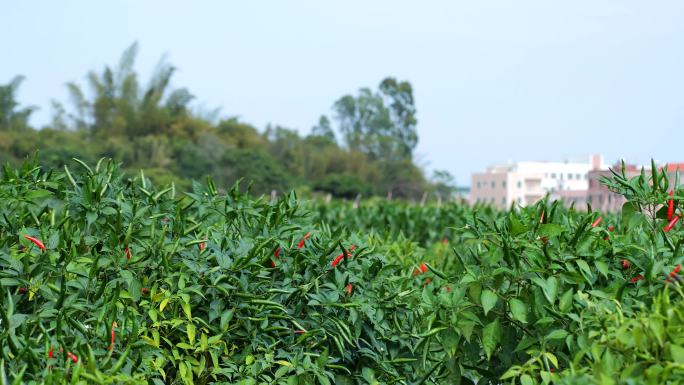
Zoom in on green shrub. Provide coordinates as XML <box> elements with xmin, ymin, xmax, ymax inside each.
<box><xmin>0</xmin><ymin>159</ymin><xmax>683</xmax><ymax>384</ymax></box>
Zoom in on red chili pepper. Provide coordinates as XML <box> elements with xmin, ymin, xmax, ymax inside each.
<box><xmin>414</xmin><ymin>262</ymin><xmax>429</xmax><ymax>275</ymax></box>
<box><xmin>294</xmin><ymin>329</ymin><xmax>306</xmax><ymax>334</ymax></box>
<box><xmin>124</xmin><ymin>246</ymin><xmax>132</xmax><ymax>260</ymax></box>
<box><xmin>664</xmin><ymin>216</ymin><xmax>680</xmax><ymax>233</ymax></box>
<box><xmin>297</xmin><ymin>232</ymin><xmax>312</xmax><ymax>249</ymax></box>
<box><xmin>141</xmin><ymin>287</ymin><xmax>150</xmax><ymax>296</ymax></box>
<box><xmin>630</xmin><ymin>275</ymin><xmax>644</xmax><ymax>283</ymax></box>
<box><xmin>413</xmin><ymin>262</ymin><xmax>428</xmax><ymax>275</ymax></box>
<box><xmin>18</xmin><ymin>287</ymin><xmax>27</xmax><ymax>294</ymax></box>
<box><xmin>345</xmin><ymin>284</ymin><xmax>353</xmax><ymax>295</ymax></box>
<box><xmin>269</xmin><ymin>246</ymin><xmax>282</xmax><ymax>268</ymax></box>
<box><xmin>605</xmin><ymin>225</ymin><xmax>614</xmax><ymax>240</ymax></box>
<box><xmin>48</xmin><ymin>347</ymin><xmax>54</xmax><ymax>358</ymax></box>
<box><xmin>199</xmin><ymin>240</ymin><xmax>206</xmax><ymax>252</ymax></box>
<box><xmin>66</xmin><ymin>351</ymin><xmax>78</xmax><ymax>363</ymax></box>
<box><xmin>109</xmin><ymin>322</ymin><xmax>117</xmax><ymax>350</ymax></box>
<box><xmin>670</xmin><ymin>264</ymin><xmax>681</xmax><ymax>277</ymax></box>
<box><xmin>591</xmin><ymin>216</ymin><xmax>603</xmax><ymax>228</ymax></box>
<box><xmin>549</xmin><ymin>368</ymin><xmax>555</xmax><ymax>373</ymax></box>
<box><xmin>668</xmin><ymin>191</ymin><xmax>675</xmax><ymax>221</ymax></box>
<box><xmin>23</xmin><ymin>235</ymin><xmax>45</xmax><ymax>251</ymax></box>
<box><xmin>442</xmin><ymin>238</ymin><xmax>448</xmax><ymax>246</ymax></box>
<box><xmin>331</xmin><ymin>253</ymin><xmax>345</xmax><ymax>267</ymax></box>
<box><xmin>330</xmin><ymin>245</ymin><xmax>356</xmax><ymax>267</ymax></box>
<box><xmin>444</xmin><ymin>286</ymin><xmax>452</xmax><ymax>293</ymax></box>
<box><xmin>621</xmin><ymin>259</ymin><xmax>630</xmax><ymax>269</ymax></box>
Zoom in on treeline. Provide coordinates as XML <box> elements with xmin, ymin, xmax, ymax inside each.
<box><xmin>0</xmin><ymin>43</ymin><xmax>454</xmax><ymax>198</ymax></box>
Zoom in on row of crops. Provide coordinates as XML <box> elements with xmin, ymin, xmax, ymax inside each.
<box><xmin>1</xmin><ymin>159</ymin><xmax>683</xmax><ymax>384</ymax></box>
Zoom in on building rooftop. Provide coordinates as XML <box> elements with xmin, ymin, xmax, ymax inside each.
<box><xmin>666</xmin><ymin>163</ymin><xmax>684</xmax><ymax>172</ymax></box>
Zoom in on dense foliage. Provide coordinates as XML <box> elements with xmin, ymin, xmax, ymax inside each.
<box><xmin>0</xmin><ymin>43</ymin><xmax>455</xmax><ymax>200</ymax></box>
<box><xmin>1</xmin><ymin>159</ymin><xmax>683</xmax><ymax>384</ymax></box>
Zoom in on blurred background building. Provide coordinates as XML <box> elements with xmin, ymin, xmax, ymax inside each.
<box><xmin>469</xmin><ymin>155</ymin><xmax>684</xmax><ymax>211</ymax></box>
<box><xmin>470</xmin><ymin>154</ymin><xmax>605</xmax><ymax>209</ymax></box>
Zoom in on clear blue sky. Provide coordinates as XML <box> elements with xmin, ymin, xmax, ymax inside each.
<box><xmin>3</xmin><ymin>1</ymin><xmax>683</xmax><ymax>185</ymax></box>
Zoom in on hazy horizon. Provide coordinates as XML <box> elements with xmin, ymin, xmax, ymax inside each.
<box><xmin>3</xmin><ymin>0</ymin><xmax>683</xmax><ymax>185</ymax></box>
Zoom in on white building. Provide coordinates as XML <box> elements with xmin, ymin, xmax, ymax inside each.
<box><xmin>470</xmin><ymin>155</ymin><xmax>605</xmax><ymax>209</ymax></box>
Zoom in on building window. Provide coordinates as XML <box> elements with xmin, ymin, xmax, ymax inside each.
<box><xmin>584</xmin><ymin>174</ymin><xmax>588</xmax><ymax>180</ymax></box>
<box><xmin>501</xmin><ymin>197</ymin><xmax>506</xmax><ymax>204</ymax></box>
<box><xmin>518</xmin><ymin>197</ymin><xmax>522</xmax><ymax>203</ymax></box>
<box><xmin>502</xmin><ymin>181</ymin><xmax>506</xmax><ymax>188</ymax></box>
<box><xmin>551</xmin><ymin>173</ymin><xmax>556</xmax><ymax>179</ymax></box>
<box><xmin>477</xmin><ymin>181</ymin><xmax>481</xmax><ymax>189</ymax></box>
<box><xmin>491</xmin><ymin>181</ymin><xmax>495</xmax><ymax>188</ymax></box>
<box><xmin>576</xmin><ymin>173</ymin><xmax>581</xmax><ymax>180</ymax></box>
<box><xmin>517</xmin><ymin>181</ymin><xmax>522</xmax><ymax>188</ymax></box>
<box><xmin>568</xmin><ymin>173</ymin><xmax>573</xmax><ymax>180</ymax></box>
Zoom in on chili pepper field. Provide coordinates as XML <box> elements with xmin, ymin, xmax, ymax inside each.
<box><xmin>1</xmin><ymin>159</ymin><xmax>684</xmax><ymax>385</ymax></box>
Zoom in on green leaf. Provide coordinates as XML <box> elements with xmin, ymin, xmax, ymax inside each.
<box><xmin>129</xmin><ymin>278</ymin><xmax>142</xmax><ymax>302</ymax></box>
<box><xmin>480</xmin><ymin>289</ymin><xmax>498</xmax><ymax>316</ymax></box>
<box><xmin>500</xmin><ymin>366</ymin><xmax>522</xmax><ymax>380</ymax></box>
<box><xmin>543</xmin><ymin>276</ymin><xmax>558</xmax><ymax>304</ymax></box>
<box><xmin>539</xmin><ymin>224</ymin><xmax>563</xmax><ymax>238</ymax></box>
<box><xmin>546</xmin><ymin>329</ymin><xmax>568</xmax><ymax>340</ymax></box>
<box><xmin>520</xmin><ymin>374</ymin><xmax>534</xmax><ymax>385</ymax></box>
<box><xmin>559</xmin><ymin>289</ymin><xmax>574</xmax><ymax>313</ymax></box>
<box><xmin>24</xmin><ymin>189</ymin><xmax>52</xmax><ymax>199</ymax></box>
<box><xmin>509</xmin><ymin>298</ymin><xmax>528</xmax><ymax>323</ymax></box>
<box><xmin>220</xmin><ymin>310</ymin><xmax>234</xmax><ymax>331</ymax></box>
<box><xmin>510</xmin><ymin>215</ymin><xmax>527</xmax><ymax>236</ymax></box>
<box><xmin>544</xmin><ymin>352</ymin><xmax>559</xmax><ymax>369</ymax></box>
<box><xmin>482</xmin><ymin>319</ymin><xmax>502</xmax><ymax>360</ymax></box>
<box><xmin>361</xmin><ymin>367</ymin><xmax>376</xmax><ymax>384</ymax></box>
<box><xmin>101</xmin><ymin>207</ymin><xmax>117</xmax><ymax>216</ymax></box>
<box><xmin>595</xmin><ymin>261</ymin><xmax>609</xmax><ymax>278</ymax></box>
<box><xmin>187</xmin><ymin>323</ymin><xmax>196</xmax><ymax>345</ymax></box>
<box><xmin>86</xmin><ymin>211</ymin><xmax>97</xmax><ymax>225</ymax></box>
<box><xmin>181</xmin><ymin>301</ymin><xmax>192</xmax><ymax>320</ymax></box>
<box><xmin>575</xmin><ymin>259</ymin><xmax>593</xmax><ymax>281</ymax></box>
<box><xmin>671</xmin><ymin>344</ymin><xmax>684</xmax><ymax>364</ymax></box>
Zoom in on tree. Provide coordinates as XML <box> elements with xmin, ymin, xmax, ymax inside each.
<box><xmin>313</xmin><ymin>173</ymin><xmax>372</xmax><ymax>199</ymax></box>
<box><xmin>379</xmin><ymin>78</ymin><xmax>417</xmax><ymax>158</ymax></box>
<box><xmin>431</xmin><ymin>169</ymin><xmax>457</xmax><ymax>199</ymax></box>
<box><xmin>333</xmin><ymin>77</ymin><xmax>417</xmax><ymax>161</ymax></box>
<box><xmin>65</xmin><ymin>42</ymin><xmax>194</xmax><ymax>137</ymax></box>
<box><xmin>310</xmin><ymin>115</ymin><xmax>336</xmax><ymax>143</ymax></box>
<box><xmin>0</xmin><ymin>76</ymin><xmax>35</xmax><ymax>132</ymax></box>
<box><xmin>1</xmin><ymin>42</ymin><xmax>432</xmax><ymax>200</ymax></box>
